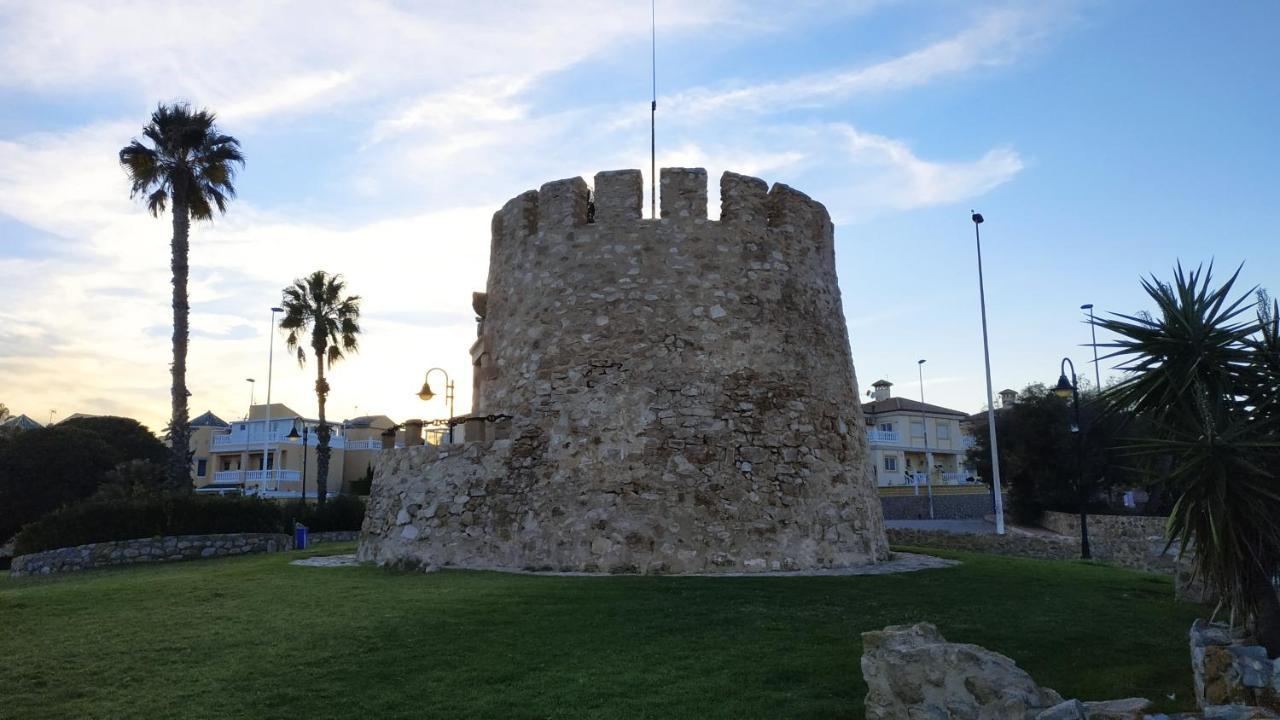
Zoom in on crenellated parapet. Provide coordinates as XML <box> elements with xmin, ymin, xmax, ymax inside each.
<box><xmin>361</xmin><ymin>167</ymin><xmax>886</xmax><ymax>575</ymax></box>
<box><xmin>488</xmin><ymin>167</ymin><xmax>833</xmax><ymax>235</ymax></box>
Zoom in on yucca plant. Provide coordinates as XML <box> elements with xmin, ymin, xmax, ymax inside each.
<box><xmin>1096</xmin><ymin>264</ymin><xmax>1280</xmax><ymax>656</ymax></box>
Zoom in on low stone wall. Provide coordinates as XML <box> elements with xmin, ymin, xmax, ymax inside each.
<box><xmin>10</xmin><ymin>533</ymin><xmax>293</xmax><ymax>578</ymax></box>
<box><xmin>886</xmin><ymin>527</ymin><xmax>1078</xmax><ymax>561</ymax></box>
<box><xmin>1190</xmin><ymin>620</ymin><xmax>1280</xmax><ymax>710</ymax></box>
<box><xmin>880</xmin><ymin>492</ymin><xmax>1002</xmax><ymax>520</ymax></box>
<box><xmin>1041</xmin><ymin>511</ymin><xmax>1180</xmax><ymax>574</ymax></box>
<box><xmin>310</xmin><ymin>530</ymin><xmax>359</xmax><ymax>544</ymax></box>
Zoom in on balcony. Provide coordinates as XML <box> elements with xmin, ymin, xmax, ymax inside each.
<box><xmin>343</xmin><ymin>439</ymin><xmax>384</xmax><ymax>450</ymax></box>
<box><xmin>866</xmin><ymin>429</ymin><xmax>901</xmax><ymax>443</ymax></box>
<box><xmin>211</xmin><ymin>431</ymin><xmax>288</xmax><ymax>448</ymax></box>
<box><xmin>209</xmin><ymin>469</ymin><xmax>302</xmax><ymax>485</ymax></box>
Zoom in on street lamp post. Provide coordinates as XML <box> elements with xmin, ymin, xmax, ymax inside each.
<box><xmin>287</xmin><ymin>421</ymin><xmax>310</xmax><ymax>501</ymax></box>
<box><xmin>245</xmin><ymin>378</ymin><xmax>255</xmax><ymax>421</ymax></box>
<box><xmin>1054</xmin><ymin>357</ymin><xmax>1091</xmax><ymax>559</ymax></box>
<box><xmin>917</xmin><ymin>358</ymin><xmax>934</xmax><ymax>519</ymax></box>
<box><xmin>971</xmin><ymin>212</ymin><xmax>1006</xmax><ymax>534</ymax></box>
<box><xmin>261</xmin><ymin>307</ymin><xmax>283</xmax><ymax>495</ymax></box>
<box><xmin>417</xmin><ymin>368</ymin><xmax>456</xmax><ymax>443</ymax></box>
<box><xmin>1081</xmin><ymin>304</ymin><xmax>1102</xmax><ymax>391</ymax></box>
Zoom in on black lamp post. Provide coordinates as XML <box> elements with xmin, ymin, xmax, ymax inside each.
<box><xmin>287</xmin><ymin>421</ymin><xmax>310</xmax><ymax>501</ymax></box>
<box><xmin>1053</xmin><ymin>358</ymin><xmax>1091</xmax><ymax>559</ymax></box>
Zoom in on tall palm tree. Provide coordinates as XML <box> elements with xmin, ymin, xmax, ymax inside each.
<box><xmin>119</xmin><ymin>104</ymin><xmax>244</xmax><ymax>489</ymax></box>
<box><xmin>1097</xmin><ymin>263</ymin><xmax>1280</xmax><ymax>655</ymax></box>
<box><xmin>280</xmin><ymin>271</ymin><xmax>361</xmax><ymax>507</ymax></box>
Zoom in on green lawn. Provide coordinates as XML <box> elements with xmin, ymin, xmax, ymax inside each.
<box><xmin>0</xmin><ymin>544</ymin><xmax>1202</xmax><ymax>719</ymax></box>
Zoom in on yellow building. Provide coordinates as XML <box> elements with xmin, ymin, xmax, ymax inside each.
<box><xmin>861</xmin><ymin>380</ymin><xmax>978</xmax><ymax>488</ymax></box>
<box><xmin>189</xmin><ymin>404</ymin><xmax>400</xmax><ymax>499</ymax></box>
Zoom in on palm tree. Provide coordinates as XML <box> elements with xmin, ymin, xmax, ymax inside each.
<box><xmin>280</xmin><ymin>271</ymin><xmax>361</xmax><ymax>507</ymax></box>
<box><xmin>1097</xmin><ymin>263</ymin><xmax>1280</xmax><ymax>656</ymax></box>
<box><xmin>119</xmin><ymin>104</ymin><xmax>244</xmax><ymax>489</ymax></box>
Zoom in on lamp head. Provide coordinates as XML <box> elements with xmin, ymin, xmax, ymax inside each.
<box><xmin>971</xmin><ymin>211</ymin><xmax>984</xmax><ymax>225</ymax></box>
<box><xmin>1080</xmin><ymin>303</ymin><xmax>1094</xmax><ymax>310</ymax></box>
<box><xmin>417</xmin><ymin>380</ymin><xmax>435</xmax><ymax>401</ymax></box>
<box><xmin>286</xmin><ymin>426</ymin><xmax>300</xmax><ymax>440</ymax></box>
<box><xmin>917</xmin><ymin>359</ymin><xmax>926</xmax><ymax>365</ymax></box>
<box><xmin>1053</xmin><ymin>373</ymin><xmax>1075</xmax><ymax>399</ymax></box>
<box><xmin>271</xmin><ymin>306</ymin><xmax>283</xmax><ymax>313</ymax></box>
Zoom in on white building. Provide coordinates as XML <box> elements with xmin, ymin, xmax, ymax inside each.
<box><xmin>861</xmin><ymin>380</ymin><xmax>977</xmax><ymax>488</ymax></box>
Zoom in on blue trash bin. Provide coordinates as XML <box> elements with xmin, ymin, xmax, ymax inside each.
<box><xmin>294</xmin><ymin>523</ymin><xmax>309</xmax><ymax>550</ymax></box>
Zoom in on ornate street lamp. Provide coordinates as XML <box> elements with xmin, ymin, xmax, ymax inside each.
<box><xmin>417</xmin><ymin>367</ymin><xmax>456</xmax><ymax>443</ymax></box>
<box><xmin>1054</xmin><ymin>357</ymin><xmax>1091</xmax><ymax>559</ymax></box>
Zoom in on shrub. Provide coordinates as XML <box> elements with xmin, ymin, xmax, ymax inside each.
<box><xmin>1008</xmin><ymin>471</ymin><xmax>1044</xmax><ymax>526</ymax></box>
<box><xmin>283</xmin><ymin>495</ymin><xmax>366</xmax><ymax>533</ymax></box>
<box><xmin>13</xmin><ymin>495</ymin><xmax>286</xmax><ymax>555</ymax></box>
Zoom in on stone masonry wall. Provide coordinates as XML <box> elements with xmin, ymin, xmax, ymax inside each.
<box><xmin>359</xmin><ymin>168</ymin><xmax>888</xmax><ymax>574</ymax></box>
<box><xmin>1041</xmin><ymin>511</ymin><xmax>1179</xmax><ymax>573</ymax></box>
<box><xmin>880</xmin><ymin>492</ymin><xmax>1004</xmax><ymax>520</ymax></box>
<box><xmin>886</xmin><ymin>527</ymin><xmax>1079</xmax><ymax>561</ymax></box>
<box><xmin>10</xmin><ymin>533</ymin><xmax>293</xmax><ymax>578</ymax></box>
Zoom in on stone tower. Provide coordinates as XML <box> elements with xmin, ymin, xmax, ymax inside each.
<box><xmin>359</xmin><ymin>168</ymin><xmax>888</xmax><ymax>573</ymax></box>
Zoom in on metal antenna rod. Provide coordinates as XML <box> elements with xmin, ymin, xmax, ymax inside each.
<box><xmin>650</xmin><ymin>0</ymin><xmax>656</xmax><ymax>219</ymax></box>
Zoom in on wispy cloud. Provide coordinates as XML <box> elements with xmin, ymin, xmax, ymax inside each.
<box><xmin>647</xmin><ymin>5</ymin><xmax>1069</xmax><ymax>124</ymax></box>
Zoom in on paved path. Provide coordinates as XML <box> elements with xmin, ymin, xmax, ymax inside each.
<box><xmin>290</xmin><ymin>551</ymin><xmax>958</xmax><ymax>576</ymax></box>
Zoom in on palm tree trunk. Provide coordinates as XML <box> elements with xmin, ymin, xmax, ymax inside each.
<box><xmin>313</xmin><ymin>352</ymin><xmax>330</xmax><ymax>508</ymax></box>
<box><xmin>167</xmin><ymin>187</ymin><xmax>191</xmax><ymax>491</ymax></box>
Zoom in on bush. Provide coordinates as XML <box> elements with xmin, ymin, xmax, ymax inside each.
<box><xmin>283</xmin><ymin>495</ymin><xmax>366</xmax><ymax>533</ymax></box>
<box><xmin>14</xmin><ymin>495</ymin><xmax>288</xmax><ymax>555</ymax></box>
<box><xmin>1008</xmin><ymin>471</ymin><xmax>1044</xmax><ymax>526</ymax></box>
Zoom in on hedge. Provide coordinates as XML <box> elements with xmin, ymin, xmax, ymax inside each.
<box><xmin>13</xmin><ymin>495</ymin><xmax>366</xmax><ymax>556</ymax></box>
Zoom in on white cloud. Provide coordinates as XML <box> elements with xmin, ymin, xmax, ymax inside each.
<box><xmin>648</xmin><ymin>5</ymin><xmax>1070</xmax><ymax>124</ymax></box>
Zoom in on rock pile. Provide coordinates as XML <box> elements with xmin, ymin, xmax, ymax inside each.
<box><xmin>860</xmin><ymin>622</ymin><xmax>1278</xmax><ymax>719</ymax></box>
<box><xmin>1190</xmin><ymin>620</ymin><xmax>1280</xmax><ymax>709</ymax></box>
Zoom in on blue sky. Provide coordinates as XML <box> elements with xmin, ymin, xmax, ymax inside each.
<box><xmin>1</xmin><ymin>1</ymin><xmax>1276</xmax><ymax>431</ymax></box>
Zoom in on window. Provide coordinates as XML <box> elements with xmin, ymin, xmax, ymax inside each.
<box><xmin>878</xmin><ymin>422</ymin><xmax>893</xmax><ymax>432</ymax></box>
<box><xmin>910</xmin><ymin>420</ymin><xmax>925</xmax><ymax>438</ymax></box>
<box><xmin>884</xmin><ymin>456</ymin><xmax>898</xmax><ymax>472</ymax></box>
<box><xmin>196</xmin><ymin>458</ymin><xmax>207</xmax><ymax>477</ymax></box>
<box><xmin>936</xmin><ymin>423</ymin><xmax>951</xmax><ymax>440</ymax></box>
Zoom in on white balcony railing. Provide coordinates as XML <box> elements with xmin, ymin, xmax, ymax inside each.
<box><xmin>212</xmin><ymin>431</ymin><xmax>288</xmax><ymax>447</ymax></box>
<box><xmin>209</xmin><ymin>469</ymin><xmax>301</xmax><ymax>485</ymax></box>
<box><xmin>212</xmin><ymin>470</ymin><xmax>245</xmax><ymax>484</ymax></box>
<box><xmin>343</xmin><ymin>439</ymin><xmax>384</xmax><ymax>450</ymax></box>
<box><xmin>867</xmin><ymin>429</ymin><xmax>901</xmax><ymax>443</ymax></box>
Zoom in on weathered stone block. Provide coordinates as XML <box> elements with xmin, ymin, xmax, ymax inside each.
<box><xmin>659</xmin><ymin>167</ymin><xmax>707</xmax><ymax>219</ymax></box>
<box><xmin>539</xmin><ymin>177</ymin><xmax>589</xmax><ymax>228</ymax></box>
<box><xmin>593</xmin><ymin>169</ymin><xmax>643</xmax><ymax>222</ymax></box>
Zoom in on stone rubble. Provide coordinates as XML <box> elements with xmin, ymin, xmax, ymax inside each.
<box><xmin>861</xmin><ymin>622</ymin><xmax>1277</xmax><ymax>719</ymax></box>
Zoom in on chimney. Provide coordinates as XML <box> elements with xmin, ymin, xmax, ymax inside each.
<box><xmin>872</xmin><ymin>379</ymin><xmax>893</xmax><ymax>402</ymax></box>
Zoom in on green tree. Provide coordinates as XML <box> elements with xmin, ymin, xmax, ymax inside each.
<box><xmin>1097</xmin><ymin>264</ymin><xmax>1280</xmax><ymax>656</ymax></box>
<box><xmin>0</xmin><ymin>417</ymin><xmax>169</xmax><ymax>540</ymax></box>
<box><xmin>119</xmin><ymin>104</ymin><xmax>244</xmax><ymax>490</ymax></box>
<box><xmin>966</xmin><ymin>383</ymin><xmax>1136</xmax><ymax>548</ymax></box>
<box><xmin>280</xmin><ymin>271</ymin><xmax>362</xmax><ymax>507</ymax></box>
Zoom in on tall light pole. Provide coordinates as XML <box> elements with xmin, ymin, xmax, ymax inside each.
<box><xmin>417</xmin><ymin>368</ymin><xmax>456</xmax><ymax>443</ymax></box>
<box><xmin>971</xmin><ymin>211</ymin><xmax>1005</xmax><ymax>534</ymax></box>
<box><xmin>918</xmin><ymin>358</ymin><xmax>934</xmax><ymax>519</ymax></box>
<box><xmin>1054</xmin><ymin>358</ymin><xmax>1090</xmax><ymax>559</ymax></box>
<box><xmin>1081</xmin><ymin>304</ymin><xmax>1102</xmax><ymax>392</ymax></box>
<box><xmin>261</xmin><ymin>306</ymin><xmax>283</xmax><ymax>494</ymax></box>
<box><xmin>245</xmin><ymin>378</ymin><xmax>255</xmax><ymax>421</ymax></box>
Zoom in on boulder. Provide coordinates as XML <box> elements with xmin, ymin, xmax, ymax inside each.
<box><xmin>861</xmin><ymin>622</ymin><xmax>1065</xmax><ymax>719</ymax></box>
